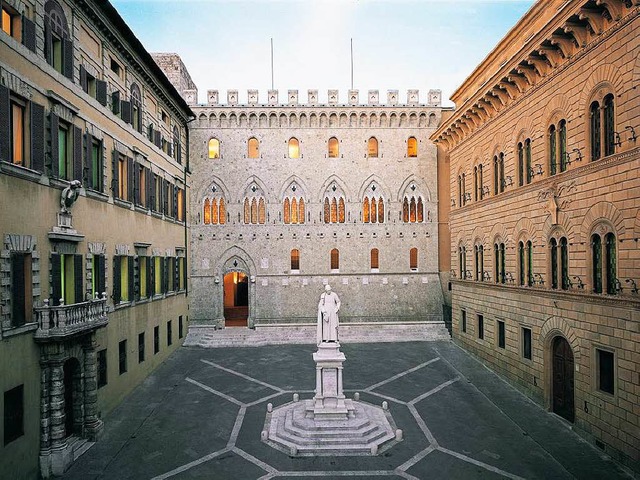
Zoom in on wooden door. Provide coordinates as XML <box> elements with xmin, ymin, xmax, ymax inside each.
<box><xmin>552</xmin><ymin>336</ymin><xmax>574</xmax><ymax>422</ymax></box>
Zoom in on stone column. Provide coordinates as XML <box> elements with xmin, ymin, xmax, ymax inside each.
<box><xmin>39</xmin><ymin>364</ymin><xmax>51</xmax><ymax>453</ymax></box>
<box><xmin>49</xmin><ymin>361</ymin><xmax>67</xmax><ymax>450</ymax></box>
<box><xmin>83</xmin><ymin>336</ymin><xmax>103</xmax><ymax>441</ymax></box>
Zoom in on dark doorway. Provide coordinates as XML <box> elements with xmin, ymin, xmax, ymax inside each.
<box><xmin>223</xmin><ymin>272</ymin><xmax>248</xmax><ymax>327</ymax></box>
<box><xmin>63</xmin><ymin>358</ymin><xmax>82</xmax><ymax>437</ymax></box>
<box><xmin>552</xmin><ymin>336</ymin><xmax>575</xmax><ymax>422</ymax></box>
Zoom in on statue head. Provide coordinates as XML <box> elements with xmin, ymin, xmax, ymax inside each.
<box><xmin>325</xmin><ymin>284</ymin><xmax>332</xmax><ymax>293</ymax></box>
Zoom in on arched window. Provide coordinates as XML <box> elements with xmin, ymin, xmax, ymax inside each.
<box><xmin>283</xmin><ymin>198</ymin><xmax>290</xmax><ymax>224</ymax></box>
<box><xmin>208</xmin><ymin>138</ymin><xmax>220</xmax><ymax>159</ymax></box>
<box><xmin>330</xmin><ymin>249</ymin><xmax>339</xmax><ymax>271</ymax></box>
<box><xmin>362</xmin><ymin>194</ymin><xmax>384</xmax><ymax>224</ymax></box>
<box><xmin>410</xmin><ymin>248</ymin><xmax>418</xmax><ymax>271</ymax></box>
<box><xmin>550</xmin><ymin>238</ymin><xmax>558</xmax><ymax>289</ymax></box>
<box><xmin>525</xmin><ymin>139</ymin><xmax>532</xmax><ymax>184</ymax></box>
<box><xmin>560</xmin><ymin>237</ymin><xmax>569</xmax><ymax>290</ymax></box>
<box><xmin>44</xmin><ymin>1</ymin><xmax>71</xmax><ymax>77</ymax></box>
<box><xmin>403</xmin><ymin>198</ymin><xmax>409</xmax><ymax>222</ymax></box>
<box><xmin>328</xmin><ymin>137</ymin><xmax>339</xmax><ymax>158</ymax></box>
<box><xmin>258</xmin><ymin>198</ymin><xmax>266</xmax><ymax>224</ymax></box>
<box><xmin>248</xmin><ymin>137</ymin><xmax>259</xmax><ymax>158</ymax></box>
<box><xmin>603</xmin><ymin>94</ymin><xmax>615</xmax><ymax>157</ymax></box>
<box><xmin>363</xmin><ymin>197</ymin><xmax>370</xmax><ymax>223</ymax></box>
<box><xmin>324</xmin><ymin>198</ymin><xmax>330</xmax><ymax>224</ymax></box>
<box><xmin>131</xmin><ymin>83</ymin><xmax>142</xmax><ymax>133</ymax></box>
<box><xmin>331</xmin><ymin>198</ymin><xmax>338</xmax><ymax>223</ymax></box>
<box><xmin>407</xmin><ymin>137</ymin><xmax>418</xmax><ymax>157</ymax></box>
<box><xmin>548</xmin><ymin>125</ymin><xmax>557</xmax><ymax>176</ymax></box>
<box><xmin>517</xmin><ymin>142</ymin><xmax>524</xmax><ymax>187</ymax></box>
<box><xmin>371</xmin><ymin>198</ymin><xmax>377</xmax><ymax>223</ymax></box>
<box><xmin>518</xmin><ymin>241</ymin><xmax>525</xmax><ymax>286</ymax></box>
<box><xmin>590</xmin><ymin>101</ymin><xmax>601</xmax><ymax>161</ymax></box>
<box><xmin>402</xmin><ymin>196</ymin><xmax>424</xmax><ymax>223</ymax></box>
<box><xmin>558</xmin><ymin>120</ymin><xmax>567</xmax><ymax>172</ymax></box>
<box><xmin>593</xmin><ymin>231</ymin><xmax>617</xmax><ymax>294</ymax></box>
<box><xmin>203</xmin><ymin>199</ymin><xmax>211</xmax><ymax>225</ymax></box>
<box><xmin>291</xmin><ymin>249</ymin><xmax>300</xmax><ymax>271</ymax></box>
<box><xmin>368</xmin><ymin>137</ymin><xmax>378</xmax><ymax>157</ymax></box>
<box><xmin>288</xmin><ymin>138</ymin><xmax>300</xmax><ymax>158</ymax></box>
<box><xmin>475</xmin><ymin>244</ymin><xmax>484</xmax><ymax>281</ymax></box>
<box><xmin>250</xmin><ymin>198</ymin><xmax>258</xmax><ymax>224</ymax></box>
<box><xmin>493</xmin><ymin>155</ymin><xmax>499</xmax><ymax>195</ymax></box>
<box><xmin>458</xmin><ymin>246</ymin><xmax>466</xmax><ymax>279</ymax></box>
<box><xmin>477</xmin><ymin>164</ymin><xmax>483</xmax><ymax>200</ymax></box>
<box><xmin>410</xmin><ymin>197</ymin><xmax>417</xmax><ymax>222</ymax></box>
<box><xmin>527</xmin><ymin>240</ymin><xmax>533</xmax><ymax>286</ymax></box>
<box><xmin>291</xmin><ymin>198</ymin><xmax>298</xmax><ymax>224</ymax></box>
<box><xmin>494</xmin><ymin>241</ymin><xmax>505</xmax><ymax>284</ymax></box>
<box><xmin>244</xmin><ymin>198</ymin><xmax>250</xmax><ymax>224</ymax></box>
<box><xmin>299</xmin><ymin>198</ymin><xmax>305</xmax><ymax>224</ymax></box>
<box><xmin>370</xmin><ymin>248</ymin><xmax>379</xmax><ymax>270</ymax></box>
<box><xmin>498</xmin><ymin>153</ymin><xmax>505</xmax><ymax>192</ymax></box>
<box><xmin>203</xmin><ymin>197</ymin><xmax>225</xmax><ymax>225</ymax></box>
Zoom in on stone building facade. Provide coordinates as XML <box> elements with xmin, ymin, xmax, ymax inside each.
<box><xmin>186</xmin><ymin>88</ymin><xmax>450</xmax><ymax>337</ymax></box>
<box><xmin>431</xmin><ymin>0</ymin><xmax>639</xmax><ymax>470</ymax></box>
<box><xmin>0</xmin><ymin>1</ymin><xmax>192</xmax><ymax>478</ymax></box>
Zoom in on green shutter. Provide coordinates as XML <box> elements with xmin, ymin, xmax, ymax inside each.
<box><xmin>31</xmin><ymin>102</ymin><xmax>45</xmax><ymax>172</ymax></box>
<box><xmin>51</xmin><ymin>254</ymin><xmax>62</xmax><ymax>306</ymax></box>
<box><xmin>49</xmin><ymin>113</ymin><xmax>59</xmax><ymax>176</ymax></box>
<box><xmin>74</xmin><ymin>254</ymin><xmax>84</xmax><ymax>303</ymax></box>
<box><xmin>128</xmin><ymin>256</ymin><xmax>135</xmax><ymax>302</ymax></box>
<box><xmin>113</xmin><ymin>256</ymin><xmax>121</xmax><ymax>303</ymax></box>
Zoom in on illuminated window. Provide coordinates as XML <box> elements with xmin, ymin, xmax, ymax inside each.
<box><xmin>362</xmin><ymin>196</ymin><xmax>384</xmax><ymax>223</ymax></box>
<box><xmin>407</xmin><ymin>137</ymin><xmax>418</xmax><ymax>157</ymax></box>
<box><xmin>368</xmin><ymin>137</ymin><xmax>378</xmax><ymax>157</ymax></box>
<box><xmin>10</xmin><ymin>99</ymin><xmax>25</xmax><ymax>166</ymax></box>
<box><xmin>330</xmin><ymin>249</ymin><xmax>339</xmax><ymax>271</ymax></box>
<box><xmin>1</xmin><ymin>5</ymin><xmax>20</xmax><ymax>40</ymax></box>
<box><xmin>288</xmin><ymin>138</ymin><xmax>300</xmax><ymax>158</ymax></box>
<box><xmin>402</xmin><ymin>196</ymin><xmax>424</xmax><ymax>223</ymax></box>
<box><xmin>328</xmin><ymin>137</ymin><xmax>339</xmax><ymax>158</ymax></box>
<box><xmin>203</xmin><ymin>199</ymin><xmax>211</xmax><ymax>224</ymax></box>
<box><xmin>244</xmin><ymin>196</ymin><xmax>265</xmax><ymax>224</ymax></box>
<box><xmin>283</xmin><ymin>197</ymin><xmax>305</xmax><ymax>224</ymax></box>
<box><xmin>208</xmin><ymin>138</ymin><xmax>220</xmax><ymax>159</ymax></box>
<box><xmin>117</xmin><ymin>155</ymin><xmax>128</xmax><ymax>200</ymax></box>
<box><xmin>284</xmin><ymin>198</ymin><xmax>290</xmax><ymax>224</ymax></box>
<box><xmin>248</xmin><ymin>137</ymin><xmax>259</xmax><ymax>158</ymax></box>
<box><xmin>338</xmin><ymin>198</ymin><xmax>345</xmax><ymax>223</ymax></box>
<box><xmin>291</xmin><ymin>249</ymin><xmax>300</xmax><ymax>271</ymax></box>
<box><xmin>177</xmin><ymin>188</ymin><xmax>185</xmax><ymax>221</ymax></box>
<box><xmin>410</xmin><ymin>248</ymin><xmax>418</xmax><ymax>271</ymax></box>
<box><xmin>370</xmin><ymin>248</ymin><xmax>379</xmax><ymax>270</ymax></box>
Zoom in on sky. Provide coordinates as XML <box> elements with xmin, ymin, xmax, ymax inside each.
<box><xmin>111</xmin><ymin>0</ymin><xmax>535</xmax><ymax>107</ymax></box>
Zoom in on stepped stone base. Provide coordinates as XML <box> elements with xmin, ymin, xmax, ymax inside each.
<box><xmin>184</xmin><ymin>321</ymin><xmax>450</xmax><ymax>348</ymax></box>
<box><xmin>263</xmin><ymin>399</ymin><xmax>399</xmax><ymax>456</ymax></box>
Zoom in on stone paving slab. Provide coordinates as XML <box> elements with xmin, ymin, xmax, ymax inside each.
<box><xmin>62</xmin><ymin>341</ymin><xmax>634</xmax><ymax>480</ymax></box>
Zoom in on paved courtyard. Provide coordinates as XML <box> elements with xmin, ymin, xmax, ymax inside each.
<box><xmin>64</xmin><ymin>341</ymin><xmax>634</xmax><ymax>480</ymax></box>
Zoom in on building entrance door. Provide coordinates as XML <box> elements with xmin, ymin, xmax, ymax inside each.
<box><xmin>223</xmin><ymin>271</ymin><xmax>248</xmax><ymax>327</ymax></box>
<box><xmin>552</xmin><ymin>336</ymin><xmax>574</xmax><ymax>422</ymax></box>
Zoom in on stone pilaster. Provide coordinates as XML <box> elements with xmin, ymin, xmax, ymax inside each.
<box><xmin>49</xmin><ymin>362</ymin><xmax>67</xmax><ymax>449</ymax></box>
<box><xmin>39</xmin><ymin>364</ymin><xmax>51</xmax><ymax>452</ymax></box>
<box><xmin>83</xmin><ymin>337</ymin><xmax>103</xmax><ymax>441</ymax></box>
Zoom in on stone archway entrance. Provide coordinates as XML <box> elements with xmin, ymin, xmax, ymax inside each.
<box><xmin>552</xmin><ymin>336</ymin><xmax>574</xmax><ymax>422</ymax></box>
<box><xmin>223</xmin><ymin>271</ymin><xmax>249</xmax><ymax>327</ymax></box>
<box><xmin>63</xmin><ymin>358</ymin><xmax>82</xmax><ymax>437</ymax></box>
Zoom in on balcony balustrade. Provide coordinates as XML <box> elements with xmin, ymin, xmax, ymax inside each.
<box><xmin>34</xmin><ymin>294</ymin><xmax>109</xmax><ymax>341</ymax></box>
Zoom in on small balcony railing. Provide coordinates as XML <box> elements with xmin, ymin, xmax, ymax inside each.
<box><xmin>34</xmin><ymin>294</ymin><xmax>109</xmax><ymax>341</ymax></box>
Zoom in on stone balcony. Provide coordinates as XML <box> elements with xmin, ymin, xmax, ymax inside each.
<box><xmin>34</xmin><ymin>295</ymin><xmax>109</xmax><ymax>341</ymax></box>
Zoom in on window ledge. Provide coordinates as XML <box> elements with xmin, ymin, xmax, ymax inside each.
<box><xmin>0</xmin><ymin>161</ymin><xmax>45</xmax><ymax>183</ymax></box>
<box><xmin>290</xmin><ymin>270</ymin><xmax>300</xmax><ymax>275</ymax></box>
<box><xmin>135</xmin><ymin>205</ymin><xmax>150</xmax><ymax>214</ymax></box>
<box><xmin>151</xmin><ymin>211</ymin><xmax>163</xmax><ymax>219</ymax></box>
<box><xmin>1</xmin><ymin>322</ymin><xmax>38</xmax><ymax>339</ymax></box>
<box><xmin>85</xmin><ymin>189</ymin><xmax>109</xmax><ymax>203</ymax></box>
<box><xmin>136</xmin><ymin>297</ymin><xmax>150</xmax><ymax>305</ymax></box>
<box><xmin>113</xmin><ymin>301</ymin><xmax>133</xmax><ymax>311</ymax></box>
<box><xmin>330</xmin><ymin>269</ymin><xmax>340</xmax><ymax>274</ymax></box>
<box><xmin>114</xmin><ymin>198</ymin><xmax>133</xmax><ymax>210</ymax></box>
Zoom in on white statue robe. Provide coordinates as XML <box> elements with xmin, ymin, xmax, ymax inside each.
<box><xmin>317</xmin><ymin>291</ymin><xmax>341</xmax><ymax>343</ymax></box>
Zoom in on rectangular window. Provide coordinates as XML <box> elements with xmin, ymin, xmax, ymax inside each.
<box><xmin>154</xmin><ymin>257</ymin><xmax>163</xmax><ymax>295</ymax></box>
<box><xmin>118</xmin><ymin>156</ymin><xmax>128</xmax><ymax>200</ymax></box>
<box><xmin>91</xmin><ymin>254</ymin><xmax>105</xmax><ymax>299</ymax></box>
<box><xmin>51</xmin><ymin>253</ymin><xmax>83</xmax><ymax>306</ymax></box>
<box><xmin>167</xmin><ymin>320</ymin><xmax>172</xmax><ymax>346</ymax></box>
<box><xmin>118</xmin><ymin>340</ymin><xmax>127</xmax><ymax>375</ymax></box>
<box><xmin>154</xmin><ymin>326</ymin><xmax>160</xmax><ymax>354</ymax></box>
<box><xmin>497</xmin><ymin>320</ymin><xmax>505</xmax><ymax>349</ymax></box>
<box><xmin>4</xmin><ymin>385</ymin><xmax>24</xmax><ymax>446</ymax></box>
<box><xmin>11</xmin><ymin>100</ymin><xmax>25</xmax><ymax>166</ymax></box>
<box><xmin>97</xmin><ymin>349</ymin><xmax>107</xmax><ymax>388</ymax></box>
<box><xmin>10</xmin><ymin>252</ymin><xmax>32</xmax><ymax>327</ymax></box>
<box><xmin>522</xmin><ymin>327</ymin><xmax>532</xmax><ymax>360</ymax></box>
<box><xmin>90</xmin><ymin>139</ymin><xmax>103</xmax><ymax>191</ymax></box>
<box><xmin>138</xmin><ymin>332</ymin><xmax>145</xmax><ymax>363</ymax></box>
<box><xmin>177</xmin><ymin>188</ymin><xmax>184</xmax><ymax>221</ymax></box>
<box><xmin>477</xmin><ymin>314</ymin><xmax>484</xmax><ymax>340</ymax></box>
<box><xmin>114</xmin><ymin>255</ymin><xmax>132</xmax><ymax>303</ymax></box>
<box><xmin>139</xmin><ymin>256</ymin><xmax>148</xmax><ymax>299</ymax></box>
<box><xmin>178</xmin><ymin>257</ymin><xmax>185</xmax><ymax>290</ymax></box>
<box><xmin>52</xmin><ymin>32</ymin><xmax>63</xmax><ymax>74</ymax></box>
<box><xmin>461</xmin><ymin>309</ymin><xmax>466</xmax><ymax>333</ymax></box>
<box><xmin>110</xmin><ymin>57</ymin><xmax>122</xmax><ymax>77</ymax></box>
<box><xmin>597</xmin><ymin>349</ymin><xmax>614</xmax><ymax>395</ymax></box>
<box><xmin>58</xmin><ymin>121</ymin><xmax>72</xmax><ymax>179</ymax></box>
<box><xmin>167</xmin><ymin>258</ymin><xmax>176</xmax><ymax>292</ymax></box>
<box><xmin>2</xmin><ymin>6</ymin><xmax>19</xmax><ymax>39</ymax></box>
<box><xmin>178</xmin><ymin>315</ymin><xmax>184</xmax><ymax>339</ymax></box>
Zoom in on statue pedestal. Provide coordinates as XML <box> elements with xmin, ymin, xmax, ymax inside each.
<box><xmin>308</xmin><ymin>342</ymin><xmax>355</xmax><ymax>420</ymax></box>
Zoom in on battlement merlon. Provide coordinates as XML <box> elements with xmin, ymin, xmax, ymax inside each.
<box><xmin>197</xmin><ymin>89</ymin><xmax>442</xmax><ymax>107</ymax></box>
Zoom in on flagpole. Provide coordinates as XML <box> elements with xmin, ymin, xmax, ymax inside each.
<box><xmin>350</xmin><ymin>38</ymin><xmax>353</xmax><ymax>90</ymax></box>
<box><xmin>271</xmin><ymin>38</ymin><xmax>274</xmax><ymax>90</ymax></box>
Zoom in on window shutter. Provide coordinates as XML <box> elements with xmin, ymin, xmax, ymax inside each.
<box><xmin>96</xmin><ymin>80</ymin><xmax>107</xmax><ymax>106</ymax></box>
<box><xmin>63</xmin><ymin>39</ymin><xmax>74</xmax><ymax>81</ymax></box>
<box><xmin>174</xmin><ymin>258</ymin><xmax>179</xmax><ymax>291</ymax></box>
<box><xmin>162</xmin><ymin>258</ymin><xmax>168</xmax><ymax>293</ymax></box>
<box><xmin>181</xmin><ymin>189</ymin><xmax>186</xmax><ymax>221</ymax></box>
<box><xmin>182</xmin><ymin>258</ymin><xmax>187</xmax><ymax>292</ymax></box>
<box><xmin>111</xmin><ymin>150</ymin><xmax>119</xmax><ymax>197</ymax></box>
<box><xmin>49</xmin><ymin>113</ymin><xmax>59</xmax><ymax>177</ymax></box>
<box><xmin>162</xmin><ymin>179</ymin><xmax>168</xmax><ymax>214</ymax></box>
<box><xmin>21</xmin><ymin>15</ymin><xmax>37</xmax><ymax>53</ymax></box>
<box><xmin>154</xmin><ymin>131</ymin><xmax>161</xmax><ymax>148</ymax></box>
<box><xmin>127</xmin><ymin>157</ymin><xmax>134</xmax><ymax>201</ymax></box>
<box><xmin>84</xmin><ymin>133</ymin><xmax>92</xmax><ymax>185</ymax></box>
<box><xmin>147</xmin><ymin>124</ymin><xmax>154</xmax><ymax>142</ymax></box>
<box><xmin>113</xmin><ymin>256</ymin><xmax>121</xmax><ymax>303</ymax></box>
<box><xmin>150</xmin><ymin>173</ymin><xmax>157</xmax><ymax>210</ymax></box>
<box><xmin>121</xmin><ymin>100</ymin><xmax>132</xmax><ymax>124</ymax></box>
<box><xmin>30</xmin><ymin>102</ymin><xmax>45</xmax><ymax>172</ymax></box>
<box><xmin>80</xmin><ymin>65</ymin><xmax>88</xmax><ymax>92</ymax></box>
<box><xmin>177</xmin><ymin>142</ymin><xmax>182</xmax><ymax>164</ymax></box>
<box><xmin>146</xmin><ymin>168</ymin><xmax>152</xmax><ymax>208</ymax></box>
<box><xmin>74</xmin><ymin>254</ymin><xmax>84</xmax><ymax>303</ymax></box>
<box><xmin>146</xmin><ymin>257</ymin><xmax>153</xmax><ymax>297</ymax></box>
<box><xmin>11</xmin><ymin>254</ymin><xmax>26</xmax><ymax>326</ymax></box>
<box><xmin>149</xmin><ymin>257</ymin><xmax>155</xmax><ymax>296</ymax></box>
<box><xmin>0</xmin><ymin>85</ymin><xmax>11</xmax><ymax>163</ymax></box>
<box><xmin>173</xmin><ymin>184</ymin><xmax>178</xmax><ymax>218</ymax></box>
<box><xmin>112</xmin><ymin>90</ymin><xmax>120</xmax><ymax>115</ymax></box>
<box><xmin>44</xmin><ymin>17</ymin><xmax>52</xmax><ymax>65</ymax></box>
<box><xmin>133</xmin><ymin>162</ymin><xmax>139</xmax><ymax>205</ymax></box>
<box><xmin>97</xmin><ymin>255</ymin><xmax>106</xmax><ymax>297</ymax></box>
<box><xmin>73</xmin><ymin>126</ymin><xmax>83</xmax><ymax>182</ymax></box>
<box><xmin>51</xmin><ymin>254</ymin><xmax>62</xmax><ymax>306</ymax></box>
<box><xmin>128</xmin><ymin>257</ymin><xmax>134</xmax><ymax>302</ymax></box>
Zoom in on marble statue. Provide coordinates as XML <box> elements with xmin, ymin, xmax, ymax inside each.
<box><xmin>317</xmin><ymin>284</ymin><xmax>341</xmax><ymax>343</ymax></box>
<box><xmin>60</xmin><ymin>180</ymin><xmax>82</xmax><ymax>213</ymax></box>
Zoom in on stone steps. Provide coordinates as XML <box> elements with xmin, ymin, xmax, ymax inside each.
<box><xmin>184</xmin><ymin>321</ymin><xmax>450</xmax><ymax>348</ymax></box>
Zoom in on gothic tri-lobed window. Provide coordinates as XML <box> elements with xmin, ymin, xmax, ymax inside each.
<box><xmin>203</xmin><ymin>197</ymin><xmax>226</xmax><ymax>225</ymax></box>
<box><xmin>283</xmin><ymin>197</ymin><xmax>305</xmax><ymax>224</ymax></box>
<box><xmin>402</xmin><ymin>196</ymin><xmax>424</xmax><ymax>223</ymax></box>
<box><xmin>244</xmin><ymin>197</ymin><xmax>266</xmax><ymax>224</ymax></box>
<box><xmin>362</xmin><ymin>196</ymin><xmax>384</xmax><ymax>223</ymax></box>
<box><xmin>323</xmin><ymin>197</ymin><xmax>345</xmax><ymax>223</ymax></box>
<box><xmin>592</xmin><ymin>230</ymin><xmax>617</xmax><ymax>294</ymax></box>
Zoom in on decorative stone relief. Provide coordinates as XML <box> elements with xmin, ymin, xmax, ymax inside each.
<box><xmin>261</xmin><ymin>258</ymin><xmax>269</xmax><ymax>269</ymax></box>
<box><xmin>248</xmin><ymin>90</ymin><xmax>258</xmax><ymax>104</ymax></box>
<box><xmin>207</xmin><ymin>90</ymin><xmax>219</xmax><ymax>105</ymax></box>
<box><xmin>0</xmin><ymin>71</ymin><xmax>32</xmax><ymax>99</ymax></box>
<box><xmin>368</xmin><ymin>90</ymin><xmax>379</xmax><ymax>105</ymax></box>
<box><xmin>115</xmin><ymin>244</ymin><xmax>130</xmax><ymax>255</ymax></box>
<box><xmin>87</xmin><ymin>242</ymin><xmax>106</xmax><ymax>255</ymax></box>
<box><xmin>407</xmin><ymin>89</ymin><xmax>419</xmax><ymax>105</ymax></box>
<box><xmin>268</xmin><ymin>89</ymin><xmax>278</xmax><ymax>105</ymax></box>
<box><xmin>348</xmin><ymin>90</ymin><xmax>359</xmax><ymax>105</ymax></box>
<box><xmin>328</xmin><ymin>90</ymin><xmax>339</xmax><ymax>105</ymax></box>
<box><xmin>308</xmin><ymin>90</ymin><xmax>318</xmax><ymax>105</ymax></box>
<box><xmin>227</xmin><ymin>90</ymin><xmax>238</xmax><ymax>105</ymax></box>
<box><xmin>184</xmin><ymin>89</ymin><xmax>197</xmax><ymax>105</ymax></box>
<box><xmin>288</xmin><ymin>90</ymin><xmax>298</xmax><ymax>105</ymax></box>
<box><xmin>428</xmin><ymin>89</ymin><xmax>442</xmax><ymax>107</ymax></box>
<box><xmin>387</xmin><ymin>90</ymin><xmax>398</xmax><ymax>105</ymax></box>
